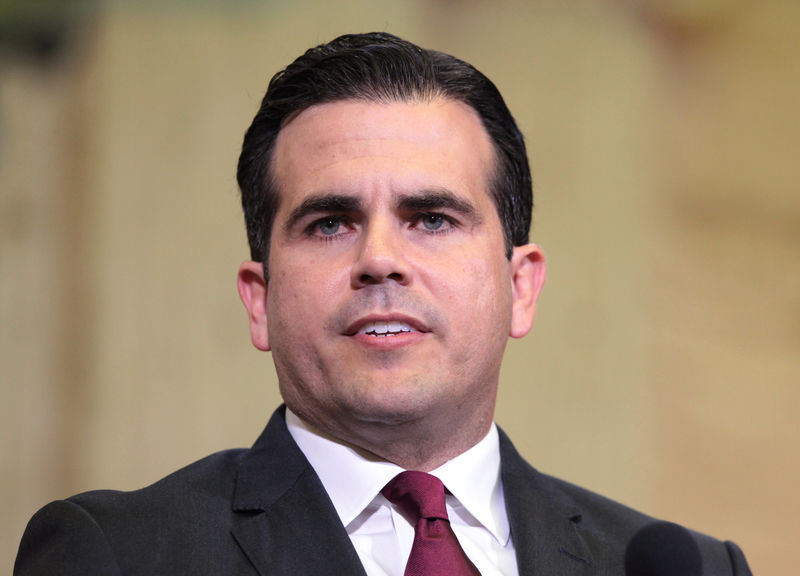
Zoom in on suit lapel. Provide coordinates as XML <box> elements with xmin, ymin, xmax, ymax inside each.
<box><xmin>230</xmin><ymin>408</ymin><xmax>367</xmax><ymax>576</ymax></box>
<box><xmin>499</xmin><ymin>429</ymin><xmax>594</xmax><ymax>576</ymax></box>
<box><xmin>230</xmin><ymin>410</ymin><xmax>596</xmax><ymax>575</ymax></box>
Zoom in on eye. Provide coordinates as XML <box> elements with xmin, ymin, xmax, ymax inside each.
<box><xmin>303</xmin><ymin>215</ymin><xmax>353</xmax><ymax>239</ymax></box>
<box><xmin>420</xmin><ymin>213</ymin><xmax>445</xmax><ymax>231</ymax></box>
<box><xmin>317</xmin><ymin>217</ymin><xmax>342</xmax><ymax>236</ymax></box>
<box><xmin>414</xmin><ymin>212</ymin><xmax>457</xmax><ymax>234</ymax></box>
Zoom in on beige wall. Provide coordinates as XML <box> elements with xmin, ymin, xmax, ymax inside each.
<box><xmin>2</xmin><ymin>1</ymin><xmax>797</xmax><ymax>573</ymax></box>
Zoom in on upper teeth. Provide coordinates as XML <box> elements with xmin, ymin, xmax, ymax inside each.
<box><xmin>358</xmin><ymin>321</ymin><xmax>414</xmax><ymax>336</ymax></box>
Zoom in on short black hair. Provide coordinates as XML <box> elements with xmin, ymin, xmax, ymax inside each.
<box><xmin>237</xmin><ymin>32</ymin><xmax>532</xmax><ymax>270</ymax></box>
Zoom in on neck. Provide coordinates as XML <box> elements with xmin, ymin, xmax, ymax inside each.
<box><xmin>288</xmin><ymin>404</ymin><xmax>495</xmax><ymax>471</ymax></box>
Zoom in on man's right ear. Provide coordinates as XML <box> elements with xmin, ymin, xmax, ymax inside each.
<box><xmin>237</xmin><ymin>261</ymin><xmax>270</xmax><ymax>351</ymax></box>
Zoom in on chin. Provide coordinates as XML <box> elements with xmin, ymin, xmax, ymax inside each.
<box><xmin>344</xmin><ymin>389</ymin><xmax>447</xmax><ymax>426</ymax></box>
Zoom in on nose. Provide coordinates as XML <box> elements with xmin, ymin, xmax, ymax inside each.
<box><xmin>350</xmin><ymin>219</ymin><xmax>412</xmax><ymax>288</ymax></box>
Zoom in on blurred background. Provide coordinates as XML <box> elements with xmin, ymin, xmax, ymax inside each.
<box><xmin>2</xmin><ymin>0</ymin><xmax>798</xmax><ymax>573</ymax></box>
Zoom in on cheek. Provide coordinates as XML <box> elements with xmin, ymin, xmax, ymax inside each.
<box><xmin>471</xmin><ymin>261</ymin><xmax>514</xmax><ymax>335</ymax></box>
<box><xmin>268</xmin><ymin>256</ymin><xmax>347</xmax><ymax>335</ymax></box>
<box><xmin>465</xmin><ymin>252</ymin><xmax>511</xmax><ymax>299</ymax></box>
<box><xmin>432</xmin><ymin>257</ymin><xmax>511</xmax><ymax>333</ymax></box>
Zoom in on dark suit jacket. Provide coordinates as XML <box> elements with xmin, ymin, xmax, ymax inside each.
<box><xmin>15</xmin><ymin>406</ymin><xmax>751</xmax><ymax>575</ymax></box>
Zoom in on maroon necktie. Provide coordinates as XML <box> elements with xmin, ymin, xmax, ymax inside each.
<box><xmin>382</xmin><ymin>471</ymin><xmax>481</xmax><ymax>576</ymax></box>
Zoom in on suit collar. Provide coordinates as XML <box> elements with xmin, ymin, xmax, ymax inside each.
<box><xmin>499</xmin><ymin>427</ymin><xmax>593</xmax><ymax>576</ymax></box>
<box><xmin>230</xmin><ymin>408</ymin><xmax>594</xmax><ymax>576</ymax></box>
<box><xmin>231</xmin><ymin>406</ymin><xmax>367</xmax><ymax>576</ymax></box>
<box><xmin>232</xmin><ymin>406</ymin><xmax>308</xmax><ymax>512</ymax></box>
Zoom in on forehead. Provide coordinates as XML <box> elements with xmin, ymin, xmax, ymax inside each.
<box><xmin>270</xmin><ymin>98</ymin><xmax>497</xmax><ymax>206</ymax></box>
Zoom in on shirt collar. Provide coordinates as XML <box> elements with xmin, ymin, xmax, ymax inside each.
<box><xmin>285</xmin><ymin>408</ymin><xmax>510</xmax><ymax>545</ymax></box>
<box><xmin>432</xmin><ymin>423</ymin><xmax>509</xmax><ymax>544</ymax></box>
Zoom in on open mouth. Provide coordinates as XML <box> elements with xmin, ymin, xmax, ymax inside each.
<box><xmin>357</xmin><ymin>321</ymin><xmax>416</xmax><ymax>337</ymax></box>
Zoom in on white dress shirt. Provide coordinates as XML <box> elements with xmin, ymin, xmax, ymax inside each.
<box><xmin>285</xmin><ymin>409</ymin><xmax>519</xmax><ymax>576</ymax></box>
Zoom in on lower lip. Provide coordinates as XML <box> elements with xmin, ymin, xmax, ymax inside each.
<box><xmin>349</xmin><ymin>331</ymin><xmax>425</xmax><ymax>349</ymax></box>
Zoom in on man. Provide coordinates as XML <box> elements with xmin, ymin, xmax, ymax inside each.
<box><xmin>16</xmin><ymin>32</ymin><xmax>751</xmax><ymax>575</ymax></box>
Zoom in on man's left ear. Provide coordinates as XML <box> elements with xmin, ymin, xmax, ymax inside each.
<box><xmin>509</xmin><ymin>244</ymin><xmax>546</xmax><ymax>339</ymax></box>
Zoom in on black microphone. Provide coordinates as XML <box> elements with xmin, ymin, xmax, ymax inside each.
<box><xmin>625</xmin><ymin>521</ymin><xmax>703</xmax><ymax>576</ymax></box>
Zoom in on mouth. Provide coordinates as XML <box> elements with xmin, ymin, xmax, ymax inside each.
<box><xmin>357</xmin><ymin>321</ymin><xmax>416</xmax><ymax>337</ymax></box>
<box><xmin>344</xmin><ymin>315</ymin><xmax>430</xmax><ymax>338</ymax></box>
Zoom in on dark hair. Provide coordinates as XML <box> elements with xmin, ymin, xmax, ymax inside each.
<box><xmin>237</xmin><ymin>32</ymin><xmax>532</xmax><ymax>269</ymax></box>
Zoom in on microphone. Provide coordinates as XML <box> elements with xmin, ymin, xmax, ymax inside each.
<box><xmin>624</xmin><ymin>521</ymin><xmax>703</xmax><ymax>576</ymax></box>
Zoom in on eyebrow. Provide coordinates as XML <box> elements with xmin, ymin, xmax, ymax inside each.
<box><xmin>397</xmin><ymin>189</ymin><xmax>481</xmax><ymax>223</ymax></box>
<box><xmin>284</xmin><ymin>194</ymin><xmax>362</xmax><ymax>233</ymax></box>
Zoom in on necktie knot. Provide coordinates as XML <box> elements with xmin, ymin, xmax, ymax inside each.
<box><xmin>382</xmin><ymin>470</ymin><xmax>448</xmax><ymax>521</ymax></box>
<box><xmin>382</xmin><ymin>471</ymin><xmax>481</xmax><ymax>575</ymax></box>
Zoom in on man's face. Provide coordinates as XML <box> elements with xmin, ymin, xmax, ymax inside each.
<box><xmin>239</xmin><ymin>98</ymin><xmax>544</xmax><ymax>447</ymax></box>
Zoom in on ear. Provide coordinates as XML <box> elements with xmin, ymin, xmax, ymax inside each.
<box><xmin>237</xmin><ymin>261</ymin><xmax>270</xmax><ymax>351</ymax></box>
<box><xmin>509</xmin><ymin>244</ymin><xmax>546</xmax><ymax>339</ymax></box>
